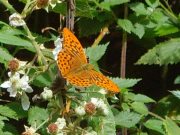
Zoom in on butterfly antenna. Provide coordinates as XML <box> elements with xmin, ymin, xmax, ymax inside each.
<box><xmin>99</xmin><ymin>68</ymin><xmax>112</xmax><ymax>75</ymax></box>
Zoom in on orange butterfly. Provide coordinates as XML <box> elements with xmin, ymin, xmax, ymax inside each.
<box><xmin>57</xmin><ymin>28</ymin><xmax>120</xmax><ymax>93</ymax></box>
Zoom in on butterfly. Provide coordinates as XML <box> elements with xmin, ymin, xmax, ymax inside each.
<box><xmin>57</xmin><ymin>28</ymin><xmax>120</xmax><ymax>93</ymax></box>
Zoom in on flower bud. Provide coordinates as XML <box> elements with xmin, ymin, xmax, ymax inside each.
<box><xmin>47</xmin><ymin>123</ymin><xmax>58</xmax><ymax>134</ymax></box>
<box><xmin>85</xmin><ymin>102</ymin><xmax>96</xmax><ymax>115</ymax></box>
<box><xmin>36</xmin><ymin>0</ymin><xmax>49</xmax><ymax>8</ymax></box>
<box><xmin>75</xmin><ymin>106</ymin><xmax>86</xmax><ymax>116</ymax></box>
<box><xmin>8</xmin><ymin>59</ymin><xmax>19</xmax><ymax>72</ymax></box>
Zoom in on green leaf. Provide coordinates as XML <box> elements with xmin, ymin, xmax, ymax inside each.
<box><xmin>136</xmin><ymin>38</ymin><xmax>180</xmax><ymax>65</ymax></box>
<box><xmin>145</xmin><ymin>0</ymin><xmax>159</xmax><ymax>8</ymax></box>
<box><xmin>3</xmin><ymin>123</ymin><xmax>19</xmax><ymax>135</ymax></box>
<box><xmin>100</xmin><ymin>0</ymin><xmax>129</xmax><ymax>11</ymax></box>
<box><xmin>32</xmin><ymin>72</ymin><xmax>52</xmax><ymax>87</ymax></box>
<box><xmin>0</xmin><ymin>33</ymin><xmax>34</xmax><ymax>52</ymax></box>
<box><xmin>6</xmin><ymin>102</ymin><xmax>28</xmax><ymax>119</ymax></box>
<box><xmin>163</xmin><ymin>117</ymin><xmax>180</xmax><ymax>135</ymax></box>
<box><xmin>0</xmin><ymin>116</ymin><xmax>7</xmax><ymax>129</ymax></box>
<box><xmin>117</xmin><ymin>19</ymin><xmax>134</xmax><ymax>33</ymax></box>
<box><xmin>76</xmin><ymin>0</ymin><xmax>96</xmax><ymax>18</ymax></box>
<box><xmin>129</xmin><ymin>2</ymin><xmax>149</xmax><ymax>16</ymax></box>
<box><xmin>115</xmin><ymin>111</ymin><xmax>141</xmax><ymax>128</ymax></box>
<box><xmin>169</xmin><ymin>90</ymin><xmax>180</xmax><ymax>99</ymax></box>
<box><xmin>155</xmin><ymin>22</ymin><xmax>179</xmax><ymax>36</ymax></box>
<box><xmin>0</xmin><ymin>105</ymin><xmax>18</xmax><ymax>120</ymax></box>
<box><xmin>174</xmin><ymin>75</ymin><xmax>180</xmax><ymax>84</ymax></box>
<box><xmin>86</xmin><ymin>43</ymin><xmax>108</xmax><ymax>61</ymax></box>
<box><xmin>0</xmin><ymin>47</ymin><xmax>13</xmax><ymax>65</ymax></box>
<box><xmin>144</xmin><ymin>119</ymin><xmax>165</xmax><ymax>134</ymax></box>
<box><xmin>131</xmin><ymin>102</ymin><xmax>149</xmax><ymax>115</ymax></box>
<box><xmin>78</xmin><ymin>18</ymin><xmax>104</xmax><ymax>37</ymax></box>
<box><xmin>139</xmin><ymin>133</ymin><xmax>148</xmax><ymax>135</ymax></box>
<box><xmin>97</xmin><ymin>100</ymin><xmax>116</xmax><ymax>135</ymax></box>
<box><xmin>132</xmin><ymin>23</ymin><xmax>145</xmax><ymax>38</ymax></box>
<box><xmin>112</xmin><ymin>78</ymin><xmax>141</xmax><ymax>89</ymax></box>
<box><xmin>28</xmin><ymin>106</ymin><xmax>49</xmax><ymax>127</ymax></box>
<box><xmin>132</xmin><ymin>94</ymin><xmax>155</xmax><ymax>103</ymax></box>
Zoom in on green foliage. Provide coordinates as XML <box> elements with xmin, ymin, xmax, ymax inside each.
<box><xmin>131</xmin><ymin>102</ymin><xmax>149</xmax><ymax>115</ymax></box>
<box><xmin>118</xmin><ymin>19</ymin><xmax>134</xmax><ymax>33</ymax></box>
<box><xmin>112</xmin><ymin>78</ymin><xmax>141</xmax><ymax>89</ymax></box>
<box><xmin>144</xmin><ymin>119</ymin><xmax>165</xmax><ymax>134</ymax></box>
<box><xmin>163</xmin><ymin>117</ymin><xmax>180</xmax><ymax>135</ymax></box>
<box><xmin>0</xmin><ymin>0</ymin><xmax>180</xmax><ymax>134</ymax></box>
<box><xmin>115</xmin><ymin>111</ymin><xmax>141</xmax><ymax>128</ymax></box>
<box><xmin>174</xmin><ymin>76</ymin><xmax>180</xmax><ymax>84</ymax></box>
<box><xmin>169</xmin><ymin>90</ymin><xmax>180</xmax><ymax>100</ymax></box>
<box><xmin>0</xmin><ymin>105</ymin><xmax>18</xmax><ymax>120</ymax></box>
<box><xmin>28</xmin><ymin>106</ymin><xmax>49</xmax><ymax>127</ymax></box>
<box><xmin>0</xmin><ymin>47</ymin><xmax>13</xmax><ymax>66</ymax></box>
<box><xmin>136</xmin><ymin>38</ymin><xmax>180</xmax><ymax>65</ymax></box>
<box><xmin>99</xmin><ymin>0</ymin><xmax>129</xmax><ymax>11</ymax></box>
<box><xmin>96</xmin><ymin>102</ymin><xmax>116</xmax><ymax>135</ymax></box>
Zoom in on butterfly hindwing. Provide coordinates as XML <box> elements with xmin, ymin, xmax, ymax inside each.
<box><xmin>89</xmin><ymin>70</ymin><xmax>119</xmax><ymax>93</ymax></box>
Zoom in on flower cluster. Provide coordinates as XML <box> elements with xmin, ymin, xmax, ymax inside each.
<box><xmin>0</xmin><ymin>72</ymin><xmax>33</xmax><ymax>110</ymax></box>
<box><xmin>75</xmin><ymin>98</ymin><xmax>109</xmax><ymax>116</ymax></box>
<box><xmin>47</xmin><ymin>118</ymin><xmax>66</xmax><ymax>135</ymax></box>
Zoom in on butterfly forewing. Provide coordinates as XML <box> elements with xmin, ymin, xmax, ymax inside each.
<box><xmin>63</xmin><ymin>28</ymin><xmax>87</xmax><ymax>64</ymax></box>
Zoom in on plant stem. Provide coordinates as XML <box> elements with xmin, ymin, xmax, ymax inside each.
<box><xmin>148</xmin><ymin>111</ymin><xmax>165</xmax><ymax>121</ymax></box>
<box><xmin>121</xmin><ymin>3</ymin><xmax>128</xmax><ymax>135</ymax></box>
<box><xmin>159</xmin><ymin>1</ymin><xmax>178</xmax><ymax>23</ymax></box>
<box><xmin>120</xmin><ymin>4</ymin><xmax>128</xmax><ymax>79</ymax></box>
<box><xmin>0</xmin><ymin>0</ymin><xmax>16</xmax><ymax>13</ymax></box>
<box><xmin>92</xmin><ymin>27</ymin><xmax>109</xmax><ymax>47</ymax></box>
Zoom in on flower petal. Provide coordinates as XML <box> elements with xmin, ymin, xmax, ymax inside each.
<box><xmin>8</xmin><ymin>87</ymin><xmax>17</xmax><ymax>97</ymax></box>
<box><xmin>0</xmin><ymin>81</ymin><xmax>11</xmax><ymax>88</ymax></box>
<box><xmin>21</xmin><ymin>92</ymin><xmax>30</xmax><ymax>110</ymax></box>
<box><xmin>24</xmin><ymin>86</ymin><xmax>33</xmax><ymax>93</ymax></box>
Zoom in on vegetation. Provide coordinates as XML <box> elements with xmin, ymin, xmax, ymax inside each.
<box><xmin>0</xmin><ymin>0</ymin><xmax>179</xmax><ymax>135</ymax></box>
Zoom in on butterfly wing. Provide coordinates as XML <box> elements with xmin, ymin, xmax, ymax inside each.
<box><xmin>57</xmin><ymin>28</ymin><xmax>87</xmax><ymax>76</ymax></box>
<box><xmin>66</xmin><ymin>70</ymin><xmax>93</xmax><ymax>87</ymax></box>
<box><xmin>63</xmin><ymin>28</ymin><xmax>87</xmax><ymax>64</ymax></box>
<box><xmin>89</xmin><ymin>70</ymin><xmax>120</xmax><ymax>93</ymax></box>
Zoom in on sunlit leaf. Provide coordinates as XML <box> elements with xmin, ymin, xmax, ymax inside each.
<box><xmin>144</xmin><ymin>119</ymin><xmax>165</xmax><ymax>134</ymax></box>
<box><xmin>115</xmin><ymin>111</ymin><xmax>141</xmax><ymax>128</ymax></box>
<box><xmin>136</xmin><ymin>38</ymin><xmax>180</xmax><ymax>65</ymax></box>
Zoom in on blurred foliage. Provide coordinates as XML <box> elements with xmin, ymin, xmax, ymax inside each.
<box><xmin>0</xmin><ymin>0</ymin><xmax>179</xmax><ymax>135</ymax></box>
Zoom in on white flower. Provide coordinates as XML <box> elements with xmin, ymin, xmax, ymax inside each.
<box><xmin>55</xmin><ymin>118</ymin><xmax>66</xmax><ymax>130</ymax></box>
<box><xmin>90</xmin><ymin>98</ymin><xmax>109</xmax><ymax>115</ymax></box>
<box><xmin>22</xmin><ymin>125</ymin><xmax>40</xmax><ymax>135</ymax></box>
<box><xmin>0</xmin><ymin>72</ymin><xmax>33</xmax><ymax>110</ymax></box>
<box><xmin>40</xmin><ymin>87</ymin><xmax>53</xmax><ymax>100</ymax></box>
<box><xmin>75</xmin><ymin>106</ymin><xmax>86</xmax><ymax>116</ymax></box>
<box><xmin>53</xmin><ymin>37</ymin><xmax>63</xmax><ymax>60</ymax></box>
<box><xmin>98</xmin><ymin>89</ymin><xmax>107</xmax><ymax>95</ymax></box>
<box><xmin>90</xmin><ymin>98</ymin><xmax>104</xmax><ymax>108</ymax></box>
<box><xmin>9</xmin><ymin>13</ymin><xmax>25</xmax><ymax>27</ymax></box>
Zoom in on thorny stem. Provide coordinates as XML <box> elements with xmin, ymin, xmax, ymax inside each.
<box><xmin>35</xmin><ymin>118</ymin><xmax>49</xmax><ymax>131</ymax></box>
<box><xmin>1</xmin><ymin>0</ymin><xmax>54</xmax><ymax>79</ymax></box>
<box><xmin>159</xmin><ymin>1</ymin><xmax>178</xmax><ymax>23</ymax></box>
<box><xmin>121</xmin><ymin>3</ymin><xmax>128</xmax><ymax>135</ymax></box>
<box><xmin>0</xmin><ymin>0</ymin><xmax>16</xmax><ymax>13</ymax></box>
<box><xmin>92</xmin><ymin>27</ymin><xmax>109</xmax><ymax>47</ymax></box>
<box><xmin>148</xmin><ymin>111</ymin><xmax>165</xmax><ymax>121</ymax></box>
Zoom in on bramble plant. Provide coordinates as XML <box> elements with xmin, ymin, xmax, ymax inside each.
<box><xmin>0</xmin><ymin>0</ymin><xmax>180</xmax><ymax>135</ymax></box>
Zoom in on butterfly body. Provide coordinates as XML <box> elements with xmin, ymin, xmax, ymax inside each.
<box><xmin>57</xmin><ymin>28</ymin><xmax>120</xmax><ymax>93</ymax></box>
